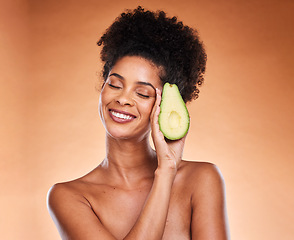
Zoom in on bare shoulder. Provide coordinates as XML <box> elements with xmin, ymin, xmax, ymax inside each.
<box><xmin>179</xmin><ymin>160</ymin><xmax>224</xmax><ymax>181</ymax></box>
<box><xmin>47</xmin><ymin>180</ymin><xmax>90</xmax><ymax>217</ymax></box>
<box><xmin>177</xmin><ymin>161</ymin><xmax>225</xmax><ymax>196</ymax></box>
<box><xmin>47</xmin><ymin>181</ymin><xmax>83</xmax><ymax>204</ymax></box>
<box><xmin>47</xmin><ymin>165</ymin><xmax>109</xmax><ymax>211</ymax></box>
<box><xmin>179</xmin><ymin>162</ymin><xmax>230</xmax><ymax>239</ymax></box>
<box><xmin>47</xmin><ymin>168</ymin><xmax>102</xmax><ymax>208</ymax></box>
<box><xmin>46</xmin><ymin>169</ymin><xmax>117</xmax><ymax>239</ymax></box>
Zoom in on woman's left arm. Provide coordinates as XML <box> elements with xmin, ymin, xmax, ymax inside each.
<box><xmin>190</xmin><ymin>164</ymin><xmax>230</xmax><ymax>240</ymax></box>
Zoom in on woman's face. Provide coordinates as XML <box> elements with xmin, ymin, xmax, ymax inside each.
<box><xmin>99</xmin><ymin>56</ymin><xmax>163</xmax><ymax>141</ymax></box>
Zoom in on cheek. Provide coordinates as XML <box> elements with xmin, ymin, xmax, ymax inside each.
<box><xmin>98</xmin><ymin>96</ymin><xmax>104</xmax><ymax>121</ymax></box>
<box><xmin>99</xmin><ymin>86</ymin><xmax>112</xmax><ymax>105</ymax></box>
<box><xmin>138</xmin><ymin>100</ymin><xmax>155</xmax><ymax>118</ymax></box>
<box><xmin>98</xmin><ymin>89</ymin><xmax>110</xmax><ymax>120</ymax></box>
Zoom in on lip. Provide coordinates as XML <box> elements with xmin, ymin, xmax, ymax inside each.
<box><xmin>108</xmin><ymin>108</ymin><xmax>137</xmax><ymax>123</ymax></box>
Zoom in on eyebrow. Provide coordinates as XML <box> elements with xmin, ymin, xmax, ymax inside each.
<box><xmin>109</xmin><ymin>73</ymin><xmax>124</xmax><ymax>80</ymax></box>
<box><xmin>109</xmin><ymin>73</ymin><xmax>156</xmax><ymax>91</ymax></box>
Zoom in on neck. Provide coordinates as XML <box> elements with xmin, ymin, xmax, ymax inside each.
<box><xmin>101</xmin><ymin>134</ymin><xmax>158</xmax><ymax>186</ymax></box>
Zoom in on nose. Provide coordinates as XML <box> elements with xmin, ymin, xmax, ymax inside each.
<box><xmin>116</xmin><ymin>90</ymin><xmax>135</xmax><ymax>106</ymax></box>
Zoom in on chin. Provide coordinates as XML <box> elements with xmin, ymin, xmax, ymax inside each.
<box><xmin>107</xmin><ymin>131</ymin><xmax>131</xmax><ymax>140</ymax></box>
<box><xmin>105</xmin><ymin>126</ymin><xmax>134</xmax><ymax>139</ymax></box>
<box><xmin>106</xmin><ymin>126</ymin><xmax>151</xmax><ymax>141</ymax></box>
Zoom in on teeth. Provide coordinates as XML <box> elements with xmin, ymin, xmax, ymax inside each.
<box><xmin>111</xmin><ymin>111</ymin><xmax>133</xmax><ymax>120</ymax></box>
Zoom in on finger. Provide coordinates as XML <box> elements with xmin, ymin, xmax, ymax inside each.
<box><xmin>166</xmin><ymin>133</ymin><xmax>188</xmax><ymax>160</ymax></box>
<box><xmin>150</xmin><ymin>88</ymin><xmax>161</xmax><ymax>121</ymax></box>
<box><xmin>151</xmin><ymin>89</ymin><xmax>166</xmax><ymax>149</ymax></box>
<box><xmin>150</xmin><ymin>88</ymin><xmax>161</xmax><ymax>131</ymax></box>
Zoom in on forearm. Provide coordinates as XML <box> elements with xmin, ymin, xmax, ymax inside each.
<box><xmin>124</xmin><ymin>169</ymin><xmax>175</xmax><ymax>240</ymax></box>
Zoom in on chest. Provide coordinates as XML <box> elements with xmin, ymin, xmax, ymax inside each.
<box><xmin>88</xmin><ymin>185</ymin><xmax>192</xmax><ymax>239</ymax></box>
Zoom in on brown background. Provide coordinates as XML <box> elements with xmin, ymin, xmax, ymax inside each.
<box><xmin>1</xmin><ymin>0</ymin><xmax>293</xmax><ymax>239</ymax></box>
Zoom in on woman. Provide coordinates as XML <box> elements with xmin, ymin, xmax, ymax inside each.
<box><xmin>47</xmin><ymin>6</ymin><xmax>230</xmax><ymax>240</ymax></box>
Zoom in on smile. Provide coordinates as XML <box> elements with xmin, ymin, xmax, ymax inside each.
<box><xmin>109</xmin><ymin>109</ymin><xmax>136</xmax><ymax>122</ymax></box>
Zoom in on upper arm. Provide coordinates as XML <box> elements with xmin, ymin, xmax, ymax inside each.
<box><xmin>47</xmin><ymin>183</ymin><xmax>116</xmax><ymax>240</ymax></box>
<box><xmin>190</xmin><ymin>163</ymin><xmax>230</xmax><ymax>240</ymax></box>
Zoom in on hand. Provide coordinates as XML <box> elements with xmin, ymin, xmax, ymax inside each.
<box><xmin>150</xmin><ymin>88</ymin><xmax>187</xmax><ymax>175</ymax></box>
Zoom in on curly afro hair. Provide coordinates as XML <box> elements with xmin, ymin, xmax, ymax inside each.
<box><xmin>97</xmin><ymin>6</ymin><xmax>207</xmax><ymax>103</ymax></box>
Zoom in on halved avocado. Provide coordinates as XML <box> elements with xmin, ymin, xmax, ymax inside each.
<box><xmin>158</xmin><ymin>83</ymin><xmax>190</xmax><ymax>140</ymax></box>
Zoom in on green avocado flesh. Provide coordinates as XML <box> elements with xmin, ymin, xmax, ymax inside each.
<box><xmin>158</xmin><ymin>83</ymin><xmax>190</xmax><ymax>140</ymax></box>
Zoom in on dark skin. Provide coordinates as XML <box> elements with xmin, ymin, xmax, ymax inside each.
<box><xmin>47</xmin><ymin>56</ymin><xmax>230</xmax><ymax>240</ymax></box>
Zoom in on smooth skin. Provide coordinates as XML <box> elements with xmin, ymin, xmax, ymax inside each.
<box><xmin>47</xmin><ymin>56</ymin><xmax>230</xmax><ymax>240</ymax></box>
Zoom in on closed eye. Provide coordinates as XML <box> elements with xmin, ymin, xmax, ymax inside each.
<box><xmin>137</xmin><ymin>93</ymin><xmax>150</xmax><ymax>99</ymax></box>
<box><xmin>108</xmin><ymin>83</ymin><xmax>121</xmax><ymax>89</ymax></box>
